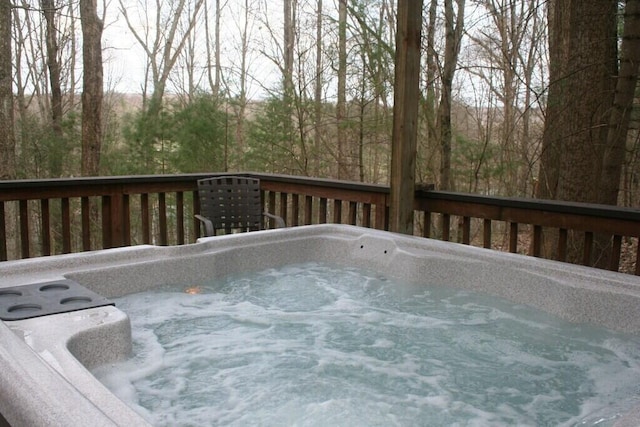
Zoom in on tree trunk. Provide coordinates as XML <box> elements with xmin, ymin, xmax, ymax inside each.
<box><xmin>0</xmin><ymin>0</ymin><xmax>15</xmax><ymax>180</ymax></box>
<box><xmin>438</xmin><ymin>0</ymin><xmax>465</xmax><ymax>191</ymax></box>
<box><xmin>336</xmin><ymin>0</ymin><xmax>348</xmax><ymax>179</ymax></box>
<box><xmin>41</xmin><ymin>0</ymin><xmax>63</xmax><ymax>139</ymax></box>
<box><xmin>80</xmin><ymin>0</ymin><xmax>104</xmax><ymax>176</ymax></box>
<box><xmin>313</xmin><ymin>0</ymin><xmax>323</xmax><ymax>176</ymax></box>
<box><xmin>537</xmin><ymin>0</ymin><xmax>617</xmax><ymax>203</ymax></box>
<box><xmin>536</xmin><ymin>0</ymin><xmax>617</xmax><ymax>266</ymax></box>
<box><xmin>598</xmin><ymin>0</ymin><xmax>640</xmax><ymax>206</ymax></box>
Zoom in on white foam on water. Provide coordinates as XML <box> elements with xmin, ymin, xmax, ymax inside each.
<box><xmin>92</xmin><ymin>262</ymin><xmax>640</xmax><ymax>426</ymax></box>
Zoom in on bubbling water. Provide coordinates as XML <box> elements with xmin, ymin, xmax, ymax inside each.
<box><xmin>93</xmin><ymin>262</ymin><xmax>640</xmax><ymax>426</ymax></box>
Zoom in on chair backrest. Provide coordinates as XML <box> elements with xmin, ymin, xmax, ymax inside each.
<box><xmin>197</xmin><ymin>176</ymin><xmax>263</xmax><ymax>234</ymax></box>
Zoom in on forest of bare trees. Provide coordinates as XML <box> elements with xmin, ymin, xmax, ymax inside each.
<box><xmin>1</xmin><ymin>0</ymin><xmax>639</xmax><ymax>210</ymax></box>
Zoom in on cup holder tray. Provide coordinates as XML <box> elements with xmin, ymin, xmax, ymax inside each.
<box><xmin>0</xmin><ymin>279</ymin><xmax>114</xmax><ymax>321</ymax></box>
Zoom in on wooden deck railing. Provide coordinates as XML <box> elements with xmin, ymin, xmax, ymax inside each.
<box><xmin>1</xmin><ymin>173</ymin><xmax>638</xmax><ymax>275</ymax></box>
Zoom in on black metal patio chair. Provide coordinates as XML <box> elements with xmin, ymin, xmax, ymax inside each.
<box><xmin>195</xmin><ymin>176</ymin><xmax>286</xmax><ymax>236</ymax></box>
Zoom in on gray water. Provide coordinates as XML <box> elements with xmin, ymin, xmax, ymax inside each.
<box><xmin>93</xmin><ymin>262</ymin><xmax>640</xmax><ymax>426</ymax></box>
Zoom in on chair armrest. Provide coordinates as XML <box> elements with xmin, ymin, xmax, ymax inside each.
<box><xmin>263</xmin><ymin>212</ymin><xmax>286</xmax><ymax>228</ymax></box>
<box><xmin>195</xmin><ymin>214</ymin><xmax>214</xmax><ymax>237</ymax></box>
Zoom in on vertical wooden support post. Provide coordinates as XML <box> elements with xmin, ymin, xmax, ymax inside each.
<box><xmin>389</xmin><ymin>0</ymin><xmax>423</xmax><ymax>234</ymax></box>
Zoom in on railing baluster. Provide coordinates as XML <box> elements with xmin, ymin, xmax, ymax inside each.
<box><xmin>304</xmin><ymin>195</ymin><xmax>313</xmax><ymax>225</ymax></box>
<box><xmin>279</xmin><ymin>193</ymin><xmax>288</xmax><ymax>225</ymax></box>
<box><xmin>483</xmin><ymin>219</ymin><xmax>491</xmax><ymax>249</ymax></box>
<box><xmin>423</xmin><ymin>211</ymin><xmax>431</xmax><ymax>238</ymax></box>
<box><xmin>442</xmin><ymin>214</ymin><xmax>450</xmax><ymax>241</ymax></box>
<box><xmin>123</xmin><ymin>194</ymin><xmax>131</xmax><ymax>246</ymax></box>
<box><xmin>292</xmin><ymin>194</ymin><xmax>300</xmax><ymax>227</ymax></box>
<box><xmin>0</xmin><ymin>202</ymin><xmax>6</xmax><ymax>261</ymax></box>
<box><xmin>101</xmin><ymin>196</ymin><xmax>111</xmax><ymax>248</ymax></box>
<box><xmin>20</xmin><ymin>200</ymin><xmax>29</xmax><ymax>259</ymax></box>
<box><xmin>268</xmin><ymin>191</ymin><xmax>277</xmax><ymax>229</ymax></box>
<box><xmin>61</xmin><ymin>198</ymin><xmax>71</xmax><ymax>254</ymax></box>
<box><xmin>319</xmin><ymin>197</ymin><xmax>327</xmax><ymax>224</ymax></box>
<box><xmin>141</xmin><ymin>193</ymin><xmax>150</xmax><ymax>244</ymax></box>
<box><xmin>462</xmin><ymin>216</ymin><xmax>471</xmax><ymax>244</ymax></box>
<box><xmin>158</xmin><ymin>193</ymin><xmax>167</xmax><ymax>246</ymax></box>
<box><xmin>41</xmin><ymin>199</ymin><xmax>51</xmax><ymax>256</ymax></box>
<box><xmin>348</xmin><ymin>201</ymin><xmax>357</xmax><ymax>225</ymax></box>
<box><xmin>193</xmin><ymin>190</ymin><xmax>201</xmax><ymax>239</ymax></box>
<box><xmin>363</xmin><ymin>203</ymin><xmax>371</xmax><ymax>228</ymax></box>
<box><xmin>532</xmin><ymin>225</ymin><xmax>542</xmax><ymax>257</ymax></box>
<box><xmin>635</xmin><ymin>239</ymin><xmax>640</xmax><ymax>276</ymax></box>
<box><xmin>509</xmin><ymin>222</ymin><xmax>518</xmax><ymax>253</ymax></box>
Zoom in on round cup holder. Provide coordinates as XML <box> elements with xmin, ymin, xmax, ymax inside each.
<box><xmin>0</xmin><ymin>290</ymin><xmax>23</xmax><ymax>298</ymax></box>
<box><xmin>40</xmin><ymin>284</ymin><xmax>71</xmax><ymax>292</ymax></box>
<box><xmin>8</xmin><ymin>303</ymin><xmax>43</xmax><ymax>313</ymax></box>
<box><xmin>60</xmin><ymin>296</ymin><xmax>93</xmax><ymax>305</ymax></box>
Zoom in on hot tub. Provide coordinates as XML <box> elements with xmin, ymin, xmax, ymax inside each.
<box><xmin>1</xmin><ymin>224</ymin><xmax>640</xmax><ymax>426</ymax></box>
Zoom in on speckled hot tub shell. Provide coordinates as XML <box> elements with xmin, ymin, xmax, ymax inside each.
<box><xmin>1</xmin><ymin>224</ymin><xmax>640</xmax><ymax>426</ymax></box>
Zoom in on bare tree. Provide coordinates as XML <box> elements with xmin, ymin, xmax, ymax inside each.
<box><xmin>438</xmin><ymin>0</ymin><xmax>465</xmax><ymax>190</ymax></box>
<box><xmin>0</xmin><ymin>0</ymin><xmax>15</xmax><ymax>180</ymax></box>
<box><xmin>41</xmin><ymin>0</ymin><xmax>63</xmax><ymax>138</ymax></box>
<box><xmin>336</xmin><ymin>0</ymin><xmax>348</xmax><ymax>179</ymax></box>
<box><xmin>599</xmin><ymin>0</ymin><xmax>640</xmax><ymax>205</ymax></box>
<box><xmin>313</xmin><ymin>0</ymin><xmax>323</xmax><ymax>176</ymax></box>
<box><xmin>119</xmin><ymin>0</ymin><xmax>204</xmax><ymax>115</ymax></box>
<box><xmin>80</xmin><ymin>0</ymin><xmax>104</xmax><ymax>176</ymax></box>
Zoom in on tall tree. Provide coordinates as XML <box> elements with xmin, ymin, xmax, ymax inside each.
<box><xmin>80</xmin><ymin>0</ymin><xmax>104</xmax><ymax>176</ymax></box>
<box><xmin>336</xmin><ymin>0</ymin><xmax>348</xmax><ymax>179</ymax></box>
<box><xmin>313</xmin><ymin>0</ymin><xmax>323</xmax><ymax>176</ymax></box>
<box><xmin>438</xmin><ymin>0</ymin><xmax>465</xmax><ymax>190</ymax></box>
<box><xmin>41</xmin><ymin>0</ymin><xmax>63</xmax><ymax>139</ymax></box>
<box><xmin>536</xmin><ymin>0</ymin><xmax>618</xmax><ymax>203</ymax></box>
<box><xmin>0</xmin><ymin>0</ymin><xmax>15</xmax><ymax>180</ymax></box>
<box><xmin>599</xmin><ymin>0</ymin><xmax>640</xmax><ymax>205</ymax></box>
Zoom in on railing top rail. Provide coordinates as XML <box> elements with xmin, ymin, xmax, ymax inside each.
<box><xmin>1</xmin><ymin>172</ymin><xmax>638</xmax><ymax>222</ymax></box>
<box><xmin>424</xmin><ymin>190</ymin><xmax>640</xmax><ymax>222</ymax></box>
